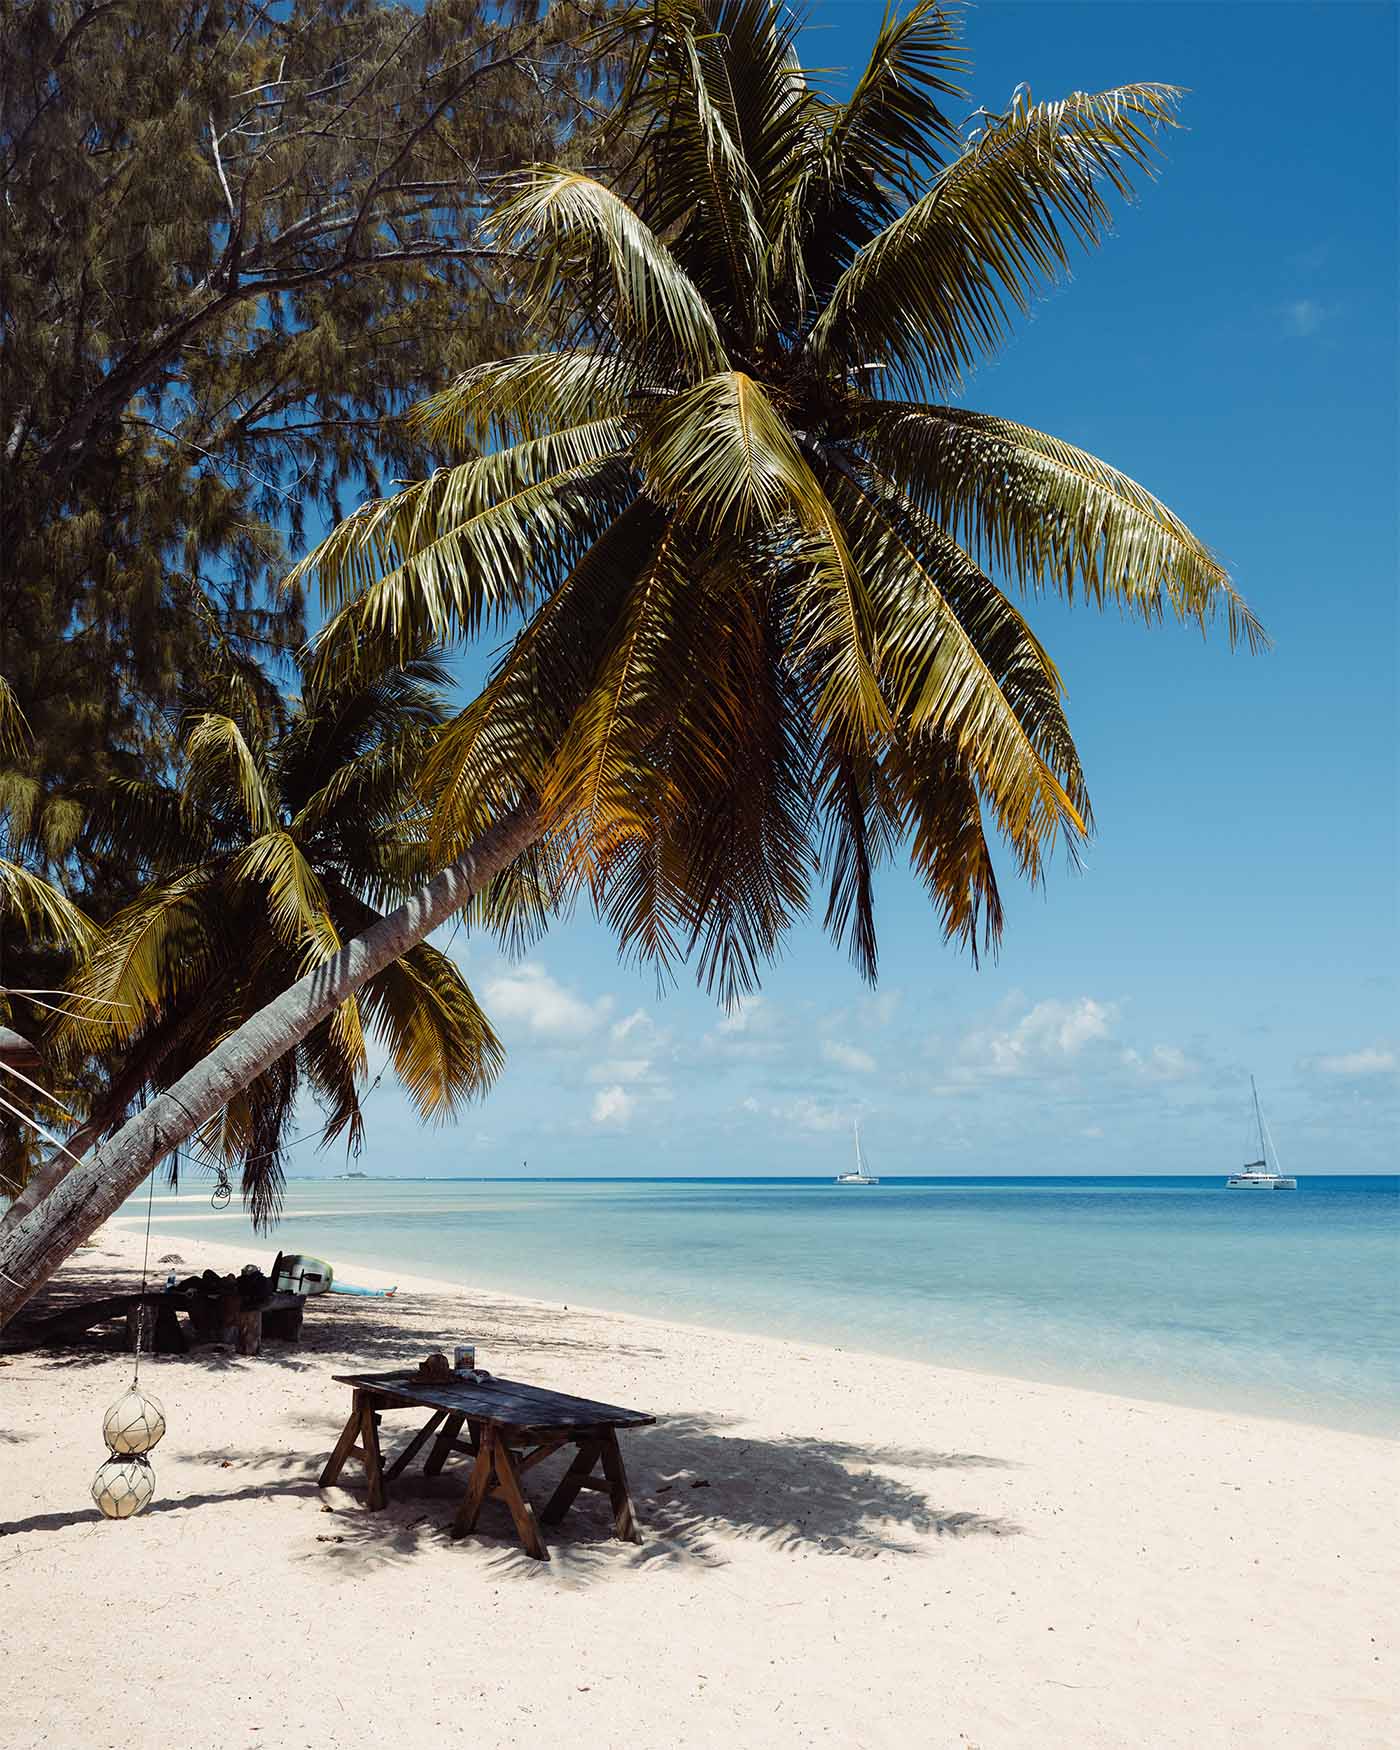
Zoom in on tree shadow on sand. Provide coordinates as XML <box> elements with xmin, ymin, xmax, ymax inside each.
<box><xmin>4</xmin><ymin>1268</ymin><xmax>669</xmax><ymax>1378</ymax></box>
<box><xmin>3</xmin><ymin>1408</ymin><xmax>1020</xmax><ymax>1573</ymax></box>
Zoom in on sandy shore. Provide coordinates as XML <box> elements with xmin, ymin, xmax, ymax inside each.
<box><xmin>2</xmin><ymin>1223</ymin><xmax>1395</xmax><ymax>1749</ymax></box>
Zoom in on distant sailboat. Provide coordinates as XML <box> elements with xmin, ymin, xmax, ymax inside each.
<box><xmin>835</xmin><ymin>1120</ymin><xmax>879</xmax><ymax>1185</ymax></box>
<box><xmin>1226</xmin><ymin>1078</ymin><xmax>1297</xmax><ymax>1188</ymax></box>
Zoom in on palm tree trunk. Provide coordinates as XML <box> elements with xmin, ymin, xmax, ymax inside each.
<box><xmin>0</xmin><ymin>804</ymin><xmax>540</xmax><ymax>1326</ymax></box>
<box><xmin>0</xmin><ymin>1001</ymin><xmax>211</xmax><ymax>1236</ymax></box>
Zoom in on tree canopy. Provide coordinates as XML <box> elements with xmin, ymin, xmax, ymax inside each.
<box><xmin>0</xmin><ymin>0</ymin><xmax>602</xmax><ymax>898</ymax></box>
<box><xmin>302</xmin><ymin>0</ymin><xmax>1262</xmax><ymax>1002</ymax></box>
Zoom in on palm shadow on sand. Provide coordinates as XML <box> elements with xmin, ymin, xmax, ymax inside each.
<box><xmin>5</xmin><ymin>1266</ymin><xmax>1022</xmax><ymax>1574</ymax></box>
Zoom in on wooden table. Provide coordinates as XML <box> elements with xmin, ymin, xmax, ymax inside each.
<box><xmin>319</xmin><ymin>1371</ymin><xmax>655</xmax><ymax>1561</ymax></box>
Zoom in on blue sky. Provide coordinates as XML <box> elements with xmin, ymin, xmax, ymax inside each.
<box><xmin>305</xmin><ymin>1</ymin><xmax>1396</xmax><ymax>1179</ymax></box>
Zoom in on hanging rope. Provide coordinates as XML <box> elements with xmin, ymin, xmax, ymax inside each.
<box><xmin>131</xmin><ymin>1161</ymin><xmax>157</xmax><ymax>1386</ymax></box>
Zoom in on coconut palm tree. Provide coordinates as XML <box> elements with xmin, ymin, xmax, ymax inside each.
<box><xmin>0</xmin><ymin>0</ymin><xmax>1262</xmax><ymax>1321</ymax></box>
<box><xmin>1</xmin><ymin>656</ymin><xmax>507</xmax><ymax>1235</ymax></box>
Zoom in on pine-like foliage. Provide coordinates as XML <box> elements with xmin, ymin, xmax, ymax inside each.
<box><xmin>298</xmin><ymin>1</ymin><xmax>1263</xmax><ymax>1005</ymax></box>
<box><xmin>0</xmin><ymin>0</ymin><xmax>606</xmax><ymax>976</ymax></box>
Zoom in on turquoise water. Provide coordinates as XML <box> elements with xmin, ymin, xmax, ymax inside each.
<box><xmin>118</xmin><ymin>1175</ymin><xmax>1400</xmax><ymax>1435</ymax></box>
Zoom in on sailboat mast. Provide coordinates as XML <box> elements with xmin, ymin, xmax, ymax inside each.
<box><xmin>1251</xmin><ymin>1077</ymin><xmax>1266</xmax><ymax>1165</ymax></box>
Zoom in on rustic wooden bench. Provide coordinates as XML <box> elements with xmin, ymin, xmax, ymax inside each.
<box><xmin>320</xmin><ymin>1370</ymin><xmax>655</xmax><ymax>1562</ymax></box>
<box><xmin>28</xmin><ymin>1286</ymin><xmax>306</xmax><ymax>1355</ymax></box>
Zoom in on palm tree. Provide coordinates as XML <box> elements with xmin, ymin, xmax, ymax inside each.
<box><xmin>1</xmin><ymin>657</ymin><xmax>506</xmax><ymax>1235</ymax></box>
<box><xmin>0</xmin><ymin>0</ymin><xmax>1262</xmax><ymax>1321</ymax></box>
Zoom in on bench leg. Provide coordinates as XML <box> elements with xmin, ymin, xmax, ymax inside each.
<box><xmin>541</xmin><ymin>1438</ymin><xmax>602</xmax><ymax>1526</ymax></box>
<box><xmin>319</xmin><ymin>1398</ymin><xmax>363</xmax><ymax>1488</ymax></box>
<box><xmin>452</xmin><ymin>1425</ymin><xmax>498</xmax><ymax>1539</ymax></box>
<box><xmin>599</xmin><ymin>1428</ymin><xmax>642</xmax><ymax>1543</ymax></box>
<box><xmin>361</xmin><ymin>1398</ymin><xmax>387</xmax><ymax>1510</ymax></box>
<box><xmin>424</xmin><ymin>1411</ymin><xmax>465</xmax><ymax>1476</ymax></box>
<box><xmin>491</xmin><ymin>1436</ymin><xmax>550</xmax><ymax>1561</ymax></box>
<box><xmin>385</xmin><ymin>1409</ymin><xmax>446</xmax><ymax>1482</ymax></box>
<box><xmin>236</xmin><ymin>1305</ymin><xmax>262</xmax><ymax>1357</ymax></box>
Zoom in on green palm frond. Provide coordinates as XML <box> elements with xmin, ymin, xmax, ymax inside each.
<box><xmin>408</xmin><ymin>352</ymin><xmax>645</xmax><ymax>450</ymax></box>
<box><xmin>360</xmin><ymin>943</ymin><xmax>505</xmax><ymax>1120</ymax></box>
<box><xmin>819</xmin><ymin>1</ymin><xmax>965</xmax><ymax>191</ymax></box>
<box><xmin>423</xmin><ymin>499</ymin><xmax>670</xmax><ymax>858</ymax></box>
<box><xmin>64</xmin><ymin>874</ymin><xmax>213</xmax><ymax>1045</ymax></box>
<box><xmin>834</xmin><ymin>473</ymin><xmax>1086</xmax><ymax>862</ymax></box>
<box><xmin>886</xmin><ymin>733</ymin><xmax>1005</xmax><ymax>961</ymax></box>
<box><xmin>489</xmin><ymin>167</ymin><xmax>728</xmax><ymax>374</ymax></box>
<box><xmin>184</xmin><ymin>713</ymin><xmax>276</xmax><ymax>836</ymax></box>
<box><xmin>228</xmin><ymin>831</ymin><xmax>340</xmax><ymax>962</ymax></box>
<box><xmin>810</xmin><ymin>83</ymin><xmax>1181</xmax><ymax>390</ymax></box>
<box><xmin>861</xmin><ymin>403</ymin><xmax>1265</xmax><ymax>646</ymax></box>
<box><xmin>301</xmin><ymin>435</ymin><xmax>635</xmax><ymax>673</ymax></box>
<box><xmin>0</xmin><ymin>859</ymin><xmax>97</xmax><ymax>953</ymax></box>
<box><xmin>636</xmin><ymin>372</ymin><xmax>888</xmax><ymax>736</ymax></box>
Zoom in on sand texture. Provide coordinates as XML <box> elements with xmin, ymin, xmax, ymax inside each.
<box><xmin>2</xmin><ymin>1222</ymin><xmax>1395</xmax><ymax>1749</ymax></box>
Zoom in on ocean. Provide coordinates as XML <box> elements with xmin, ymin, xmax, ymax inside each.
<box><xmin>116</xmin><ymin>1174</ymin><xmax>1400</xmax><ymax>1436</ymax></box>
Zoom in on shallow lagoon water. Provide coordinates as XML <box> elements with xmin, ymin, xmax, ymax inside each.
<box><xmin>120</xmin><ymin>1174</ymin><xmax>1400</xmax><ymax>1435</ymax></box>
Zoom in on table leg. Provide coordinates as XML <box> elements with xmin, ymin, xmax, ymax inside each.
<box><xmin>452</xmin><ymin>1425</ymin><xmax>498</xmax><ymax>1539</ymax></box>
<box><xmin>599</xmin><ymin>1428</ymin><xmax>642</xmax><ymax>1543</ymax></box>
<box><xmin>541</xmin><ymin>1438</ymin><xmax>602</xmax><ymax>1526</ymax></box>
<box><xmin>424</xmin><ymin>1411</ymin><xmax>466</xmax><ymax>1476</ymax></box>
<box><xmin>360</xmin><ymin>1397</ymin><xmax>387</xmax><ymax>1510</ymax></box>
<box><xmin>491</xmin><ymin>1436</ymin><xmax>550</xmax><ymax>1561</ymax></box>
<box><xmin>385</xmin><ymin>1408</ymin><xmax>446</xmax><ymax>1482</ymax></box>
<box><xmin>319</xmin><ymin>1396</ymin><xmax>363</xmax><ymax>1488</ymax></box>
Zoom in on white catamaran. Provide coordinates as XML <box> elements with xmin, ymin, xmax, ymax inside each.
<box><xmin>1226</xmin><ymin>1078</ymin><xmax>1297</xmax><ymax>1189</ymax></box>
<box><xmin>835</xmin><ymin>1120</ymin><xmax>879</xmax><ymax>1185</ymax></box>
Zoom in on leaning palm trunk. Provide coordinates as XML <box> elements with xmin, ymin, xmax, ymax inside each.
<box><xmin>0</xmin><ymin>806</ymin><xmax>538</xmax><ymax>1325</ymax></box>
<box><xmin>1</xmin><ymin>1006</ymin><xmax>206</xmax><ymax>1236</ymax></box>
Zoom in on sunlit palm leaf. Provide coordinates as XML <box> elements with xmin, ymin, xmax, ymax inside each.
<box><xmin>810</xmin><ymin>83</ymin><xmax>1181</xmax><ymax>390</ymax></box>
<box><xmin>862</xmin><ymin>402</ymin><xmax>1265</xmax><ymax>646</ymax></box>
<box><xmin>489</xmin><ymin>167</ymin><xmax>727</xmax><ymax>375</ymax></box>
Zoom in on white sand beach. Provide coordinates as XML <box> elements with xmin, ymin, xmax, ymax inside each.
<box><xmin>2</xmin><ymin>1222</ymin><xmax>1395</xmax><ymax>1749</ymax></box>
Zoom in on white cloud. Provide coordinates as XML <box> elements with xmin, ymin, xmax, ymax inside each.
<box><xmin>1306</xmin><ymin>1047</ymin><xmax>1396</xmax><ymax>1077</ymax></box>
<box><xmin>611</xmin><ymin>1008</ymin><xmax>662</xmax><ymax>1046</ymax></box>
<box><xmin>822</xmin><ymin>1039</ymin><xmax>877</xmax><ymax>1075</ymax></box>
<box><xmin>1283</xmin><ymin>298</ymin><xmax>1326</xmax><ymax>338</ymax></box>
<box><xmin>587</xmin><ymin>1057</ymin><xmax>653</xmax><ymax>1084</ymax></box>
<box><xmin>483</xmin><ymin>964</ymin><xmax>610</xmax><ymax>1040</ymax></box>
<box><xmin>591</xmin><ymin>1085</ymin><xmax>635</xmax><ymax>1126</ymax></box>
<box><xmin>1120</xmin><ymin>1043</ymin><xmax>1196</xmax><ymax>1082</ymax></box>
<box><xmin>743</xmin><ymin>1095</ymin><xmax>848</xmax><ymax>1133</ymax></box>
<box><xmin>960</xmin><ymin>997</ymin><xmax>1117</xmax><ymax>1079</ymax></box>
<box><xmin>714</xmin><ymin>995</ymin><xmax>766</xmax><ymax>1035</ymax></box>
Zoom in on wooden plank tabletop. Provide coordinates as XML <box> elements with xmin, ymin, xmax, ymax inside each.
<box><xmin>334</xmin><ymin>1370</ymin><xmax>655</xmax><ymax>1432</ymax></box>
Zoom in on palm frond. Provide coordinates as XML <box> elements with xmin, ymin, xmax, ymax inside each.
<box><xmin>301</xmin><ymin>435</ymin><xmax>635</xmax><ymax>673</ymax></box>
<box><xmin>862</xmin><ymin>402</ymin><xmax>1265</xmax><ymax>647</ymax></box>
<box><xmin>360</xmin><ymin>943</ymin><xmax>505</xmax><ymax>1119</ymax></box>
<box><xmin>228</xmin><ymin>831</ymin><xmax>340</xmax><ymax>961</ymax></box>
<box><xmin>183</xmin><ymin>713</ymin><xmax>276</xmax><ymax>836</ymax></box>
<box><xmin>0</xmin><ymin>859</ymin><xmax>97</xmax><ymax>954</ymax></box>
<box><xmin>489</xmin><ymin>167</ymin><xmax>727</xmax><ymax>375</ymax></box>
<box><xmin>809</xmin><ymin>83</ymin><xmax>1181</xmax><ymax>389</ymax></box>
<box><xmin>407</xmin><ymin>351</ymin><xmax>644</xmax><ymax>451</ymax></box>
<box><xmin>833</xmin><ymin>473</ymin><xmax>1086</xmax><ymax>868</ymax></box>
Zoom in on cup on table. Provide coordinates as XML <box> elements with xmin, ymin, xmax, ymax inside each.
<box><xmin>454</xmin><ymin>1344</ymin><xmax>476</xmax><ymax>1373</ymax></box>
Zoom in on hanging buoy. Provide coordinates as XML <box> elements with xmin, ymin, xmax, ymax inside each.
<box><xmin>92</xmin><ymin>1173</ymin><xmax>167</xmax><ymax>1520</ymax></box>
<box><xmin>91</xmin><ymin>1454</ymin><xmax>155</xmax><ymax>1519</ymax></box>
<box><xmin>102</xmin><ymin>1385</ymin><xmax>166</xmax><ymax>1455</ymax></box>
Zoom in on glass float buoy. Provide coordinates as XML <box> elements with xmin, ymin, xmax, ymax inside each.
<box><xmin>91</xmin><ymin>1454</ymin><xmax>155</xmax><ymax>1519</ymax></box>
<box><xmin>102</xmin><ymin>1386</ymin><xmax>166</xmax><ymax>1455</ymax></box>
